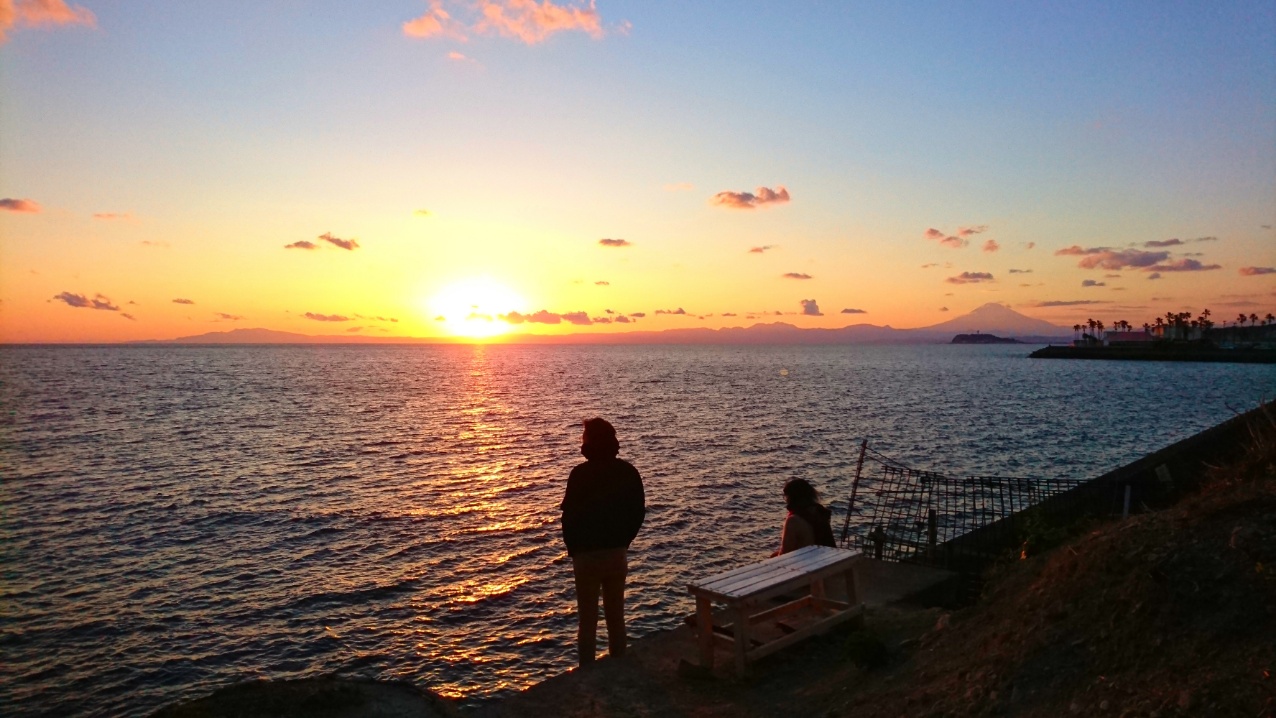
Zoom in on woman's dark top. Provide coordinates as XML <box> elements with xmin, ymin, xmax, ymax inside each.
<box><xmin>561</xmin><ymin>457</ymin><xmax>645</xmax><ymax>557</ymax></box>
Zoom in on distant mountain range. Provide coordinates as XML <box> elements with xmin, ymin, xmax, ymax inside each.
<box><xmin>143</xmin><ymin>303</ymin><xmax>1072</xmax><ymax>345</ymax></box>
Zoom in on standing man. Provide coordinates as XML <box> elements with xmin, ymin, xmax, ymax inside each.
<box><xmin>561</xmin><ymin>418</ymin><xmax>645</xmax><ymax>666</ymax></box>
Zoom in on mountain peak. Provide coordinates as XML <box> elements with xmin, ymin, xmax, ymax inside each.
<box><xmin>919</xmin><ymin>303</ymin><xmax>1068</xmax><ymax>336</ymax></box>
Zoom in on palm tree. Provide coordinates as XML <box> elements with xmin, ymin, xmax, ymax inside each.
<box><xmin>1266</xmin><ymin>313</ymin><xmax>1275</xmax><ymax>326</ymax></box>
<box><xmin>1073</xmin><ymin>323</ymin><xmax>1082</xmax><ymax>340</ymax></box>
<box><xmin>1238</xmin><ymin>313</ymin><xmax>1248</xmax><ymax>327</ymax></box>
<box><xmin>1250</xmin><ymin>313</ymin><xmax>1260</xmax><ymax>327</ymax></box>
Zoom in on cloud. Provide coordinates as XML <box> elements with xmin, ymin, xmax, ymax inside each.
<box><xmin>501</xmin><ymin>310</ymin><xmax>562</xmax><ymax>324</ymax></box>
<box><xmin>1239</xmin><ymin>266</ymin><xmax>1276</xmax><ymax>276</ymax></box>
<box><xmin>402</xmin><ymin>0</ymin><xmax>466</xmax><ymax>40</ymax></box>
<box><xmin>945</xmin><ymin>271</ymin><xmax>994</xmax><ymax>284</ymax></box>
<box><xmin>285</xmin><ymin>240</ymin><xmax>318</xmax><ymax>250</ymax></box>
<box><xmin>1147</xmin><ymin>273</ymin><xmax>1162</xmax><ymax>280</ymax></box>
<box><xmin>1103</xmin><ymin>273</ymin><xmax>1121</xmax><ymax>278</ymax></box>
<box><xmin>663</xmin><ymin>182</ymin><xmax>694</xmax><ymax>192</ymax></box>
<box><xmin>141</xmin><ymin>240</ymin><xmax>170</xmax><ymax>248</ymax></box>
<box><xmin>782</xmin><ymin>272</ymin><xmax>812</xmax><ymax>280</ymax></box>
<box><xmin>1</xmin><ymin>0</ymin><xmax>95</xmax><ymax>43</ymax></box>
<box><xmin>0</xmin><ymin>197</ymin><xmax>40</xmax><ymax>213</ymax></box>
<box><xmin>594</xmin><ymin>280</ymin><xmax>609</xmax><ymax>286</ymax></box>
<box><xmin>172</xmin><ymin>298</ymin><xmax>195</xmax><ymax>305</ymax></box>
<box><xmin>404</xmin><ymin>0</ymin><xmax>608</xmax><ymax>44</ymax></box>
<box><xmin>1146</xmin><ymin>258</ymin><xmax>1221</xmax><ymax>272</ymax></box>
<box><xmin>630</xmin><ymin>312</ymin><xmax>646</xmax><ymax>318</ymax></box>
<box><xmin>749</xmin><ymin>245</ymin><xmax>775</xmax><ymax>254</ymax></box>
<box><xmin>921</xmin><ymin>263</ymin><xmax>939</xmax><ymax>269</ymax></box>
<box><xmin>1024</xmin><ymin>242</ymin><xmax>1036</xmax><ymax>250</ymax></box>
<box><xmin>347</xmin><ymin>326</ymin><xmax>363</xmax><ymax>333</ymax></box>
<box><xmin>1032</xmin><ymin>300</ymin><xmax>1109</xmax><ymax>307</ymax></box>
<box><xmin>598</xmin><ymin>238</ymin><xmax>630</xmax><ymax>247</ymax></box>
<box><xmin>215</xmin><ymin>312</ymin><xmax>244</xmax><ymax>321</ymax></box>
<box><xmin>655</xmin><ymin>308</ymin><xmax>686</xmax><ymax>315</ymax></box>
<box><xmin>614</xmin><ymin>315</ymin><xmax>631</xmax><ymax>323</ymax></box>
<box><xmin>711</xmin><ymin>185</ymin><xmax>790</xmax><ymax>209</ymax></box>
<box><xmin>958</xmin><ymin>225</ymin><xmax>988</xmax><ymax>237</ymax></box>
<box><xmin>446</xmin><ymin>51</ymin><xmax>469</xmax><ymax>61</ymax></box>
<box><xmin>1055</xmin><ymin>245</ymin><xmax>1169</xmax><ymax>270</ymax></box>
<box><xmin>52</xmin><ymin>291</ymin><xmax>121</xmax><ymax>312</ymax></box>
<box><xmin>1008</xmin><ymin>268</ymin><xmax>1032</xmax><ymax>274</ymax></box>
<box><xmin>1144</xmin><ymin>238</ymin><xmax>1183</xmax><ymax>247</ymax></box>
<box><xmin>319</xmin><ymin>232</ymin><xmax>359</xmax><ymax>250</ymax></box>
<box><xmin>924</xmin><ymin>227</ymin><xmax>977</xmax><ymax>249</ymax></box>
<box><xmin>1081</xmin><ymin>279</ymin><xmax>1106</xmax><ymax>287</ymax></box>
<box><xmin>799</xmin><ymin>299</ymin><xmax>822</xmax><ymax>316</ymax></box>
<box><xmin>562</xmin><ymin>311</ymin><xmax>592</xmax><ymax>325</ymax></box>
<box><xmin>414</xmin><ymin>209</ymin><xmax>433</xmax><ymax>216</ymax></box>
<box><xmin>721</xmin><ymin>312</ymin><xmax>736</xmax><ymax>317</ymax></box>
<box><xmin>939</xmin><ymin>307</ymin><xmax>949</xmax><ymax>312</ymax></box>
<box><xmin>924</xmin><ymin>228</ymin><xmax>944</xmax><ymax>240</ymax></box>
<box><xmin>840</xmin><ymin>308</ymin><xmax>867</xmax><ymax>314</ymax></box>
<box><xmin>982</xmin><ymin>239</ymin><xmax>1000</xmax><ymax>253</ymax></box>
<box><xmin>304</xmin><ymin>312</ymin><xmax>351</xmax><ymax>322</ymax></box>
<box><xmin>93</xmin><ymin>212</ymin><xmax>131</xmax><ymax>220</ymax></box>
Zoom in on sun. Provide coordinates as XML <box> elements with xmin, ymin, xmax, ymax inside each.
<box><xmin>426</xmin><ymin>277</ymin><xmax>526</xmax><ymax>339</ymax></box>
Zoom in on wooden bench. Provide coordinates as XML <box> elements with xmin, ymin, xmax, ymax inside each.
<box><xmin>686</xmin><ymin>545</ymin><xmax>865</xmax><ymax>674</ymax></box>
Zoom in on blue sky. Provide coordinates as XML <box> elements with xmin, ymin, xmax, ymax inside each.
<box><xmin>2</xmin><ymin>1</ymin><xmax>1273</xmax><ymax>341</ymax></box>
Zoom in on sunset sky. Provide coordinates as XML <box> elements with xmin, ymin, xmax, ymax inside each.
<box><xmin>2</xmin><ymin>1</ymin><xmax>1274</xmax><ymax>342</ymax></box>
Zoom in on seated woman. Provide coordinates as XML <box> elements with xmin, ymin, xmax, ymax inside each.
<box><xmin>775</xmin><ymin>478</ymin><xmax>837</xmax><ymax>555</ymax></box>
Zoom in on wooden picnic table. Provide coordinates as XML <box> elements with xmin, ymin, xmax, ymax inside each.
<box><xmin>686</xmin><ymin>545</ymin><xmax>865</xmax><ymax>673</ymax></box>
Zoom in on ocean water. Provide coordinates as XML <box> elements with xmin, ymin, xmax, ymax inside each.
<box><xmin>1</xmin><ymin>343</ymin><xmax>1272</xmax><ymax>716</ymax></box>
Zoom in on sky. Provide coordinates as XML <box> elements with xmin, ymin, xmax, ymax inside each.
<box><xmin>1</xmin><ymin>0</ymin><xmax>1274</xmax><ymax>342</ymax></box>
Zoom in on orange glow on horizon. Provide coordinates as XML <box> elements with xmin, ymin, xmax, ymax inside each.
<box><xmin>425</xmin><ymin>278</ymin><xmax>526</xmax><ymax>339</ymax></box>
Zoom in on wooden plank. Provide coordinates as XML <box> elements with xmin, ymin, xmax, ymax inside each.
<box><xmin>696</xmin><ymin>596</ymin><xmax>715</xmax><ymax>669</ymax></box>
<box><xmin>745</xmin><ymin>595</ymin><xmax>814</xmax><ymax>625</ymax></box>
<box><xmin>745</xmin><ymin>605</ymin><xmax>865</xmax><ymax>663</ymax></box>
<box><xmin>732</xmin><ymin>605</ymin><xmax>750</xmax><ymax>674</ymax></box>
<box><xmin>699</xmin><ymin>551</ymin><xmax>862</xmax><ymax>600</ymax></box>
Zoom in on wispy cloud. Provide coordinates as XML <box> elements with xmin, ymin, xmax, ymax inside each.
<box><xmin>923</xmin><ymin>228</ymin><xmax>968</xmax><ymax>249</ymax></box>
<box><xmin>415</xmin><ymin>208</ymin><xmax>433</xmax><ymax>216</ymax></box>
<box><xmin>920</xmin><ymin>263</ymin><xmax>939</xmax><ymax>269</ymax></box>
<box><xmin>172</xmin><ymin>298</ymin><xmax>195</xmax><ymax>305</ymax></box>
<box><xmin>52</xmin><ymin>291</ymin><xmax>128</xmax><ymax>315</ymax></box>
<box><xmin>562</xmin><ymin>311</ymin><xmax>592</xmax><ymax>325</ymax></box>
<box><xmin>304</xmin><ymin>312</ymin><xmax>351</xmax><ymax>322</ymax></box>
<box><xmin>614</xmin><ymin>315</ymin><xmax>631</xmax><ymax>323</ymax></box>
<box><xmin>1008</xmin><ymin>268</ymin><xmax>1032</xmax><ymax>274</ymax></box>
<box><xmin>403</xmin><ymin>0</ymin><xmax>610</xmax><ymax>44</ymax></box>
<box><xmin>630</xmin><ymin>312</ymin><xmax>646</xmax><ymax>318</ymax></box>
<box><xmin>0</xmin><ymin>0</ymin><xmax>95</xmax><ymax>44</ymax></box>
<box><xmin>749</xmin><ymin>245</ymin><xmax>775</xmax><ymax>254</ymax></box>
<box><xmin>663</xmin><ymin>182</ymin><xmax>694</xmax><ymax>192</ymax></box>
<box><xmin>958</xmin><ymin>225</ymin><xmax>988</xmax><ymax>237</ymax></box>
<box><xmin>1144</xmin><ymin>238</ymin><xmax>1183</xmax><ymax>247</ymax></box>
<box><xmin>840</xmin><ymin>308</ymin><xmax>866</xmax><ymax>314</ymax></box>
<box><xmin>285</xmin><ymin>240</ymin><xmax>318</xmax><ymax>250</ymax></box>
<box><xmin>711</xmin><ymin>185</ymin><xmax>790</xmax><ymax>209</ymax></box>
<box><xmin>1146</xmin><ymin>258</ymin><xmax>1221</xmax><ymax>272</ymax></box>
<box><xmin>938</xmin><ymin>307</ymin><xmax>949</xmax><ymax>312</ymax></box>
<box><xmin>945</xmin><ymin>272</ymin><xmax>994</xmax><ymax>284</ymax></box>
<box><xmin>93</xmin><ymin>212</ymin><xmax>132</xmax><ymax>220</ymax></box>
<box><xmin>1032</xmin><ymin>300</ymin><xmax>1109</xmax><ymax>307</ymax></box>
<box><xmin>141</xmin><ymin>240</ymin><xmax>170</xmax><ymax>248</ymax></box>
<box><xmin>215</xmin><ymin>312</ymin><xmax>244</xmax><ymax>321</ymax></box>
<box><xmin>1081</xmin><ymin>279</ymin><xmax>1106</xmax><ymax>287</ymax></box>
<box><xmin>1147</xmin><ymin>273</ymin><xmax>1162</xmax><ymax>280</ymax></box>
<box><xmin>594</xmin><ymin>280</ymin><xmax>610</xmax><ymax>286</ymax></box>
<box><xmin>1239</xmin><ymin>266</ymin><xmax>1276</xmax><ymax>276</ymax></box>
<box><xmin>0</xmin><ymin>197</ymin><xmax>41</xmax><ymax>213</ymax></box>
<box><xmin>598</xmin><ymin>238</ymin><xmax>630</xmax><ymax>247</ymax></box>
<box><xmin>655</xmin><ymin>307</ymin><xmax>686</xmax><ymax>315</ymax></box>
<box><xmin>502</xmin><ymin>310</ymin><xmax>568</xmax><ymax>324</ymax></box>
<box><xmin>982</xmin><ymin>239</ymin><xmax>1000</xmax><ymax>253</ymax></box>
<box><xmin>1055</xmin><ymin>245</ymin><xmax>1169</xmax><ymax>270</ymax></box>
<box><xmin>320</xmin><ymin>232</ymin><xmax>359</xmax><ymax>250</ymax></box>
<box><xmin>800</xmin><ymin>299</ymin><xmax>822</xmax><ymax>316</ymax></box>
<box><xmin>1024</xmin><ymin>242</ymin><xmax>1036</xmax><ymax>250</ymax></box>
<box><xmin>782</xmin><ymin>272</ymin><xmax>812</xmax><ymax>280</ymax></box>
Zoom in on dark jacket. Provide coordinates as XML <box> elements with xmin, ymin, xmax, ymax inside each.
<box><xmin>791</xmin><ymin>502</ymin><xmax>837</xmax><ymax>548</ymax></box>
<box><xmin>561</xmin><ymin>457</ymin><xmax>645</xmax><ymax>556</ymax></box>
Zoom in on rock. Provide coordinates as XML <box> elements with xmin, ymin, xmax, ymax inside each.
<box><xmin>152</xmin><ymin>677</ymin><xmax>458</xmax><ymax>718</ymax></box>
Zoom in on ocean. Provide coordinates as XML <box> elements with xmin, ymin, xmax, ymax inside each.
<box><xmin>1</xmin><ymin>343</ymin><xmax>1272</xmax><ymax>716</ymax></box>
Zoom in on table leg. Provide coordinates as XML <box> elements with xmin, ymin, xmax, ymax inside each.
<box><xmin>844</xmin><ymin>567</ymin><xmax>859</xmax><ymax>606</ymax></box>
<box><xmin>811</xmin><ymin>577</ymin><xmax>827</xmax><ymax>614</ymax></box>
<box><xmin>695</xmin><ymin>596</ymin><xmax>715</xmax><ymax>669</ymax></box>
<box><xmin>732</xmin><ymin>605</ymin><xmax>750</xmax><ymax>675</ymax></box>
